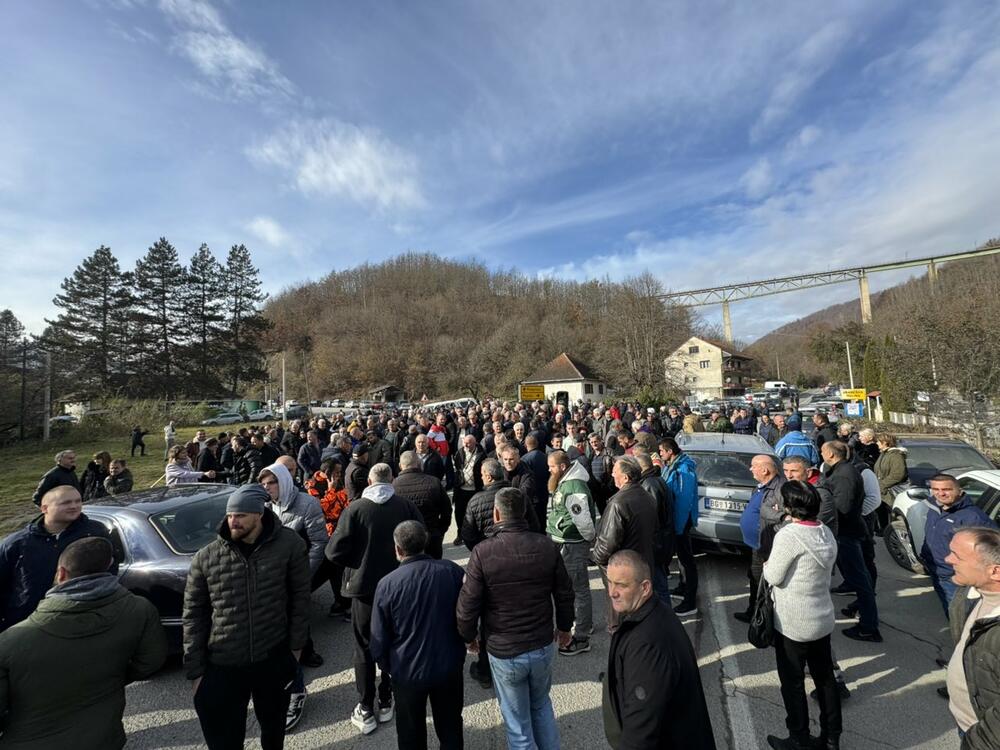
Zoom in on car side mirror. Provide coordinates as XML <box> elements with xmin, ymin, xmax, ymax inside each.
<box><xmin>906</xmin><ymin>488</ymin><xmax>929</xmax><ymax>500</ymax></box>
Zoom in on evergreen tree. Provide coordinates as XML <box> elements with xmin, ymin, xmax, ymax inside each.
<box><xmin>0</xmin><ymin>309</ymin><xmax>25</xmax><ymax>367</ymax></box>
<box><xmin>223</xmin><ymin>244</ymin><xmax>269</xmax><ymax>394</ymax></box>
<box><xmin>109</xmin><ymin>271</ymin><xmax>140</xmax><ymax>388</ymax></box>
<box><xmin>44</xmin><ymin>246</ymin><xmax>126</xmax><ymax>391</ymax></box>
<box><xmin>134</xmin><ymin>238</ymin><xmax>187</xmax><ymax>397</ymax></box>
<box><xmin>185</xmin><ymin>244</ymin><xmax>226</xmax><ymax>394</ymax></box>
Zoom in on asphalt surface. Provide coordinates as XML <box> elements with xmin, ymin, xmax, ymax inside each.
<box><xmin>123</xmin><ymin>518</ymin><xmax>962</xmax><ymax>750</ymax></box>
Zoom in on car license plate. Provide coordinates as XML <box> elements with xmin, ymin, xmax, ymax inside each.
<box><xmin>705</xmin><ymin>498</ymin><xmax>745</xmax><ymax>512</ymax></box>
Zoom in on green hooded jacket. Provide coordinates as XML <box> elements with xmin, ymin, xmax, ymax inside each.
<box><xmin>0</xmin><ymin>575</ymin><xmax>167</xmax><ymax>750</ymax></box>
<box><xmin>546</xmin><ymin>461</ymin><xmax>597</xmax><ymax>543</ymax></box>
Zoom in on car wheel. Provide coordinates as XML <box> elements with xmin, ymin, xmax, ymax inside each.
<box><xmin>882</xmin><ymin>517</ymin><xmax>924</xmax><ymax>574</ymax></box>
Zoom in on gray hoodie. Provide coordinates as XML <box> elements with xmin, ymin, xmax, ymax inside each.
<box><xmin>763</xmin><ymin>521</ymin><xmax>838</xmax><ymax>642</ymax></box>
<box><xmin>262</xmin><ymin>462</ymin><xmax>329</xmax><ymax>574</ymax></box>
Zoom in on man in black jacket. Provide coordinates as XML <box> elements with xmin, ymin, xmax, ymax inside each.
<box><xmin>231</xmin><ymin>436</ymin><xmax>264</xmax><ymax>486</ymax></box>
<box><xmin>252</xmin><ymin>434</ymin><xmax>281</xmax><ymax>467</ymax></box>
<box><xmin>452</xmin><ymin>434</ymin><xmax>485</xmax><ymax>545</ymax></box>
<box><xmin>0</xmin><ymin>485</ymin><xmax>113</xmax><ymax>632</ymax></box>
<box><xmin>183</xmin><ymin>484</ymin><xmax>311</xmax><ymax>750</ymax></box>
<box><xmin>520</xmin><ymin>435</ymin><xmax>550</xmax><ymax>526</ymax></box>
<box><xmin>371</xmin><ymin>521</ymin><xmax>465</xmax><ymax>749</ymax></box>
<box><xmin>820</xmin><ymin>440</ymin><xmax>881</xmax><ymax>642</ymax></box>
<box><xmin>392</xmin><ymin>451</ymin><xmax>452</xmax><ymax>559</ymax></box>
<box><xmin>326</xmin><ymin>463</ymin><xmax>424</xmax><ymax>735</ymax></box>
<box><xmin>603</xmin><ymin>550</ymin><xmax>715</xmax><ymax>750</ymax></box>
<box><xmin>456</xmin><ymin>488</ymin><xmax>574</xmax><ymax>749</ymax></box>
<box><xmin>462</xmin><ymin>460</ymin><xmax>540</xmax><ymax>551</ymax></box>
<box><xmin>414</xmin><ymin>434</ymin><xmax>445</xmax><ymax>481</ymax></box>
<box><xmin>813</xmin><ymin>413</ymin><xmax>838</xmax><ymax>453</ymax></box>
<box><xmin>635</xmin><ymin>453</ymin><xmax>675</xmax><ymax>605</ymax></box>
<box><xmin>499</xmin><ymin>446</ymin><xmax>537</xmax><ymax>517</ymax></box>
<box><xmin>31</xmin><ymin>450</ymin><xmax>80</xmax><ymax>506</ymax></box>
<box><xmin>592</xmin><ymin>457</ymin><xmax>658</xmax><ymax>630</ymax></box>
<box><xmin>345</xmin><ymin>444</ymin><xmax>371</xmax><ymax>502</ymax></box>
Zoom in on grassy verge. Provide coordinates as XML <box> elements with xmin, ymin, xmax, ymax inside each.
<box><xmin>4</xmin><ymin>425</ymin><xmax>205</xmax><ymax>535</ymax></box>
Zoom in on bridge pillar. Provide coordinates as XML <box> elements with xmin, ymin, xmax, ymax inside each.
<box><xmin>858</xmin><ymin>271</ymin><xmax>872</xmax><ymax>324</ymax></box>
<box><xmin>928</xmin><ymin>259</ymin><xmax>939</xmax><ymax>294</ymax></box>
<box><xmin>722</xmin><ymin>300</ymin><xmax>733</xmax><ymax>343</ymax></box>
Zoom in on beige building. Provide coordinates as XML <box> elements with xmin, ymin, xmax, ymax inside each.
<box><xmin>521</xmin><ymin>353</ymin><xmax>609</xmax><ymax>404</ymax></box>
<box><xmin>664</xmin><ymin>336</ymin><xmax>753</xmax><ymax>402</ymax></box>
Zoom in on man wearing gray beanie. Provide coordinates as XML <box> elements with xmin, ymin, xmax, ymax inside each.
<box><xmin>182</xmin><ymin>483</ymin><xmax>311</xmax><ymax>750</ymax></box>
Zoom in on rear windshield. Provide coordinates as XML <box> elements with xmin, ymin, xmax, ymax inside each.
<box><xmin>149</xmin><ymin>494</ymin><xmax>229</xmax><ymax>554</ymax></box>
<box><xmin>904</xmin><ymin>444</ymin><xmax>994</xmax><ymax>487</ymax></box>
<box><xmin>687</xmin><ymin>451</ymin><xmax>757</xmax><ymax>488</ymax></box>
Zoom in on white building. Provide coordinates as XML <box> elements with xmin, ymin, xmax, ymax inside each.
<box><xmin>521</xmin><ymin>353</ymin><xmax>609</xmax><ymax>404</ymax></box>
<box><xmin>664</xmin><ymin>336</ymin><xmax>753</xmax><ymax>402</ymax></box>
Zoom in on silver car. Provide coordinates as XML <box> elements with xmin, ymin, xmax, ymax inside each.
<box><xmin>675</xmin><ymin>432</ymin><xmax>776</xmax><ymax>550</ymax></box>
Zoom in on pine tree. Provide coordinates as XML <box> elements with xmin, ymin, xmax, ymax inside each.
<box><xmin>185</xmin><ymin>244</ymin><xmax>227</xmax><ymax>394</ymax></box>
<box><xmin>0</xmin><ymin>309</ymin><xmax>25</xmax><ymax>368</ymax></box>
<box><xmin>223</xmin><ymin>244</ymin><xmax>269</xmax><ymax>394</ymax></box>
<box><xmin>134</xmin><ymin>238</ymin><xmax>187</xmax><ymax>398</ymax></box>
<box><xmin>44</xmin><ymin>246</ymin><xmax>126</xmax><ymax>391</ymax></box>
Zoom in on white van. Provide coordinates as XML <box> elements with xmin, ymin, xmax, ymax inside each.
<box><xmin>763</xmin><ymin>380</ymin><xmax>789</xmax><ymax>391</ymax></box>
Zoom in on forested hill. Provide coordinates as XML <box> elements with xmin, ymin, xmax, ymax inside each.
<box><xmin>262</xmin><ymin>253</ymin><xmax>691</xmax><ymax>401</ymax></box>
<box><xmin>745</xmin><ymin>241</ymin><xmax>1000</xmax><ymax>403</ymax></box>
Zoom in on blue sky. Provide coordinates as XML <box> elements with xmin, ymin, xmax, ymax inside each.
<box><xmin>2</xmin><ymin>0</ymin><xmax>999</xmax><ymax>341</ymax></box>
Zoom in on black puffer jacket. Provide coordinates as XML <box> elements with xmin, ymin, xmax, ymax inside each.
<box><xmin>592</xmin><ymin>482</ymin><xmax>658</xmax><ymax>572</ymax></box>
<box><xmin>504</xmin><ymin>463</ymin><xmax>537</xmax><ymax>506</ymax></box>
<box><xmin>819</xmin><ymin>459</ymin><xmax>866</xmax><ymax>539</ymax></box>
<box><xmin>462</xmin><ymin>481</ymin><xmax>540</xmax><ymax>550</ymax></box>
<box><xmin>31</xmin><ymin>465</ymin><xmax>80</xmax><ymax>506</ymax></box>
<box><xmin>456</xmin><ymin>520</ymin><xmax>574</xmax><ymax>658</ymax></box>
<box><xmin>182</xmin><ymin>512</ymin><xmax>311</xmax><ymax>679</ymax></box>
<box><xmin>232</xmin><ymin>448</ymin><xmax>263</xmax><ymax>485</ymax></box>
<box><xmin>392</xmin><ymin>468</ymin><xmax>452</xmax><ymax>537</ymax></box>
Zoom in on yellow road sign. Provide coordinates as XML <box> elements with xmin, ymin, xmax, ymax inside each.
<box><xmin>519</xmin><ymin>384</ymin><xmax>546</xmax><ymax>401</ymax></box>
<box><xmin>840</xmin><ymin>388</ymin><xmax>867</xmax><ymax>401</ymax></box>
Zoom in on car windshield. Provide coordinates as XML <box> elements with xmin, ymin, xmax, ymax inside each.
<box><xmin>904</xmin><ymin>444</ymin><xmax>994</xmax><ymax>487</ymax></box>
<box><xmin>149</xmin><ymin>494</ymin><xmax>229</xmax><ymax>554</ymax></box>
<box><xmin>687</xmin><ymin>451</ymin><xmax>758</xmax><ymax>488</ymax></box>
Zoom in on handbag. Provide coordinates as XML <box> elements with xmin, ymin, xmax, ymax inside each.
<box><xmin>748</xmin><ymin>576</ymin><xmax>775</xmax><ymax>649</ymax></box>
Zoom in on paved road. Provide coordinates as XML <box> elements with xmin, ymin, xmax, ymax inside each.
<box><xmin>124</xmin><ymin>525</ymin><xmax>961</xmax><ymax>749</ymax></box>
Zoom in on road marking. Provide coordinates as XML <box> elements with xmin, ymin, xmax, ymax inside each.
<box><xmin>703</xmin><ymin>569</ymin><xmax>758</xmax><ymax>749</ymax></box>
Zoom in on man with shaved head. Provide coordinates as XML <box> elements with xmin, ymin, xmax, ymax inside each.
<box><xmin>0</xmin><ymin>485</ymin><xmax>113</xmax><ymax>632</ymax></box>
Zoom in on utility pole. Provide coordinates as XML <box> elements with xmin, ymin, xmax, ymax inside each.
<box><xmin>42</xmin><ymin>350</ymin><xmax>51</xmax><ymax>442</ymax></box>
<box><xmin>19</xmin><ymin>339</ymin><xmax>27</xmax><ymax>440</ymax></box>
<box><xmin>845</xmin><ymin>340</ymin><xmax>855</xmax><ymax>388</ymax></box>
<box><xmin>775</xmin><ymin>354</ymin><xmax>781</xmax><ymax>380</ymax></box>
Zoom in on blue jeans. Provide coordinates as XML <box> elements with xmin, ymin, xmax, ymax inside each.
<box><xmin>928</xmin><ymin>568</ymin><xmax>958</xmax><ymax>618</ymax></box>
<box><xmin>488</xmin><ymin>644</ymin><xmax>559</xmax><ymax>750</ymax></box>
<box><xmin>837</xmin><ymin>537</ymin><xmax>878</xmax><ymax>632</ymax></box>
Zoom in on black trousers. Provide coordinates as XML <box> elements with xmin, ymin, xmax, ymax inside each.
<box><xmin>312</xmin><ymin>558</ymin><xmax>350</xmax><ymax>608</ymax></box>
<box><xmin>194</xmin><ymin>650</ymin><xmax>296</xmax><ymax>750</ymax></box>
<box><xmin>131</xmin><ymin>441</ymin><xmax>145</xmax><ymax>456</ymax></box>
<box><xmin>453</xmin><ymin>488</ymin><xmax>476</xmax><ymax>535</ymax></box>
<box><xmin>352</xmin><ymin>596</ymin><xmax>392</xmax><ymax>710</ymax></box>
<box><xmin>745</xmin><ymin>548</ymin><xmax>764</xmax><ymax>615</ymax></box>
<box><xmin>774</xmin><ymin>632</ymin><xmax>842</xmax><ymax>741</ymax></box>
<box><xmin>426</xmin><ymin>532</ymin><xmax>444</xmax><ymax>561</ymax></box>
<box><xmin>673</xmin><ymin>521</ymin><xmax>698</xmax><ymax>600</ymax></box>
<box><xmin>393</xmin><ymin>668</ymin><xmax>465</xmax><ymax>750</ymax></box>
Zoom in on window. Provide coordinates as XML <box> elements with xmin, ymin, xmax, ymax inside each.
<box><xmin>688</xmin><ymin>345</ymin><xmax>700</xmax><ymax>354</ymax></box>
<box><xmin>958</xmin><ymin>477</ymin><xmax>999</xmax><ymax>510</ymax></box>
<box><xmin>699</xmin><ymin>360</ymin><xmax>710</xmax><ymax>369</ymax></box>
<box><xmin>584</xmin><ymin>383</ymin><xmax>594</xmax><ymax>394</ymax></box>
<box><xmin>683</xmin><ymin>362</ymin><xmax>689</xmax><ymax>368</ymax></box>
<box><xmin>598</xmin><ymin>384</ymin><xmax>604</xmax><ymax>394</ymax></box>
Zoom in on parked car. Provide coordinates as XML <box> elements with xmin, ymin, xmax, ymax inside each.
<box><xmin>676</xmin><ymin>432</ymin><xmax>776</xmax><ymax>551</ymax></box>
<box><xmin>881</xmin><ymin>437</ymin><xmax>998</xmax><ymax>573</ymax></box>
<box><xmin>280</xmin><ymin>405</ymin><xmax>310</xmax><ymax>420</ymax></box>
<box><xmin>49</xmin><ymin>414</ymin><xmax>79</xmax><ymax>424</ymax></box>
<box><xmin>85</xmin><ymin>484</ymin><xmax>235</xmax><ymax>651</ymax></box>
<box><xmin>202</xmin><ymin>412</ymin><xmax>244</xmax><ymax>426</ymax></box>
<box><xmin>246</xmin><ymin>409</ymin><xmax>274</xmax><ymax>422</ymax></box>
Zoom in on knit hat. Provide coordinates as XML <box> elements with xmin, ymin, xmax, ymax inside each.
<box><xmin>226</xmin><ymin>484</ymin><xmax>268</xmax><ymax>515</ymax></box>
<box><xmin>352</xmin><ymin>442</ymin><xmax>369</xmax><ymax>457</ymax></box>
<box><xmin>787</xmin><ymin>414</ymin><xmax>802</xmax><ymax>431</ymax></box>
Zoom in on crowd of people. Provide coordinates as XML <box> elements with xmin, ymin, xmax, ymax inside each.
<box><xmin>3</xmin><ymin>395</ymin><xmax>999</xmax><ymax>749</ymax></box>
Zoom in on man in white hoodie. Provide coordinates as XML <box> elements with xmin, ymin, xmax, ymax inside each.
<box><xmin>326</xmin><ymin>463</ymin><xmax>424</xmax><ymax>735</ymax></box>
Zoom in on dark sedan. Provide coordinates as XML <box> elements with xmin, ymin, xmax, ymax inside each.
<box><xmin>85</xmin><ymin>483</ymin><xmax>235</xmax><ymax>651</ymax></box>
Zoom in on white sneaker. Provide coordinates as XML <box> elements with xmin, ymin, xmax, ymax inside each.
<box><xmin>377</xmin><ymin>697</ymin><xmax>394</xmax><ymax>723</ymax></box>
<box><xmin>285</xmin><ymin>692</ymin><xmax>305</xmax><ymax>732</ymax></box>
<box><xmin>351</xmin><ymin>703</ymin><xmax>377</xmax><ymax>735</ymax></box>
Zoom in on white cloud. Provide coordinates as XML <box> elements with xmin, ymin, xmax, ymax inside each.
<box><xmin>158</xmin><ymin>0</ymin><xmax>293</xmax><ymax>101</ymax></box>
<box><xmin>247</xmin><ymin>119</ymin><xmax>425</xmax><ymax>213</ymax></box>
<box><xmin>245</xmin><ymin>216</ymin><xmax>289</xmax><ymax>247</ymax></box>
<box><xmin>751</xmin><ymin>21</ymin><xmax>850</xmax><ymax>141</ymax></box>
<box><xmin>740</xmin><ymin>158</ymin><xmax>773</xmax><ymax>200</ymax></box>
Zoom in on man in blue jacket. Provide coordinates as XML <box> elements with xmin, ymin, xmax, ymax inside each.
<box><xmin>658</xmin><ymin>438</ymin><xmax>700</xmax><ymax>616</ymax></box>
<box><xmin>371</xmin><ymin>520</ymin><xmax>465</xmax><ymax>749</ymax></box>
<box><xmin>920</xmin><ymin>473</ymin><xmax>997</xmax><ymax>616</ymax></box>
<box><xmin>774</xmin><ymin>415</ymin><xmax>820</xmax><ymax>466</ymax></box>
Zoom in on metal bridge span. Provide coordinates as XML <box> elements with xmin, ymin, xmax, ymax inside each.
<box><xmin>659</xmin><ymin>243</ymin><xmax>1000</xmax><ymax>342</ymax></box>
